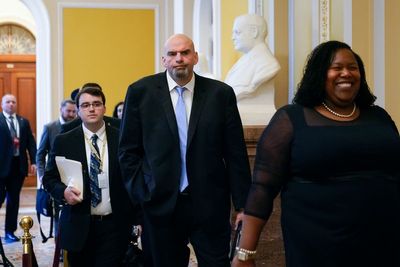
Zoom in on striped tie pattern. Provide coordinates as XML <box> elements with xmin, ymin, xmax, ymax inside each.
<box><xmin>9</xmin><ymin>116</ymin><xmax>18</xmax><ymax>156</ymax></box>
<box><xmin>89</xmin><ymin>134</ymin><xmax>102</xmax><ymax>207</ymax></box>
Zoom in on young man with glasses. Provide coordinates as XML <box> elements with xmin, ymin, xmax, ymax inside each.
<box><xmin>43</xmin><ymin>87</ymin><xmax>139</xmax><ymax>266</ymax></box>
<box><xmin>61</xmin><ymin>83</ymin><xmax>120</xmax><ymax>133</ymax></box>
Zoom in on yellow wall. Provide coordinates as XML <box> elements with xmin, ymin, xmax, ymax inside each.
<box><xmin>63</xmin><ymin>8</ymin><xmax>155</xmax><ymax>116</ymax></box>
<box><xmin>386</xmin><ymin>0</ymin><xmax>400</xmax><ymax>126</ymax></box>
<box><xmin>352</xmin><ymin>0</ymin><xmax>373</xmax><ymax>88</ymax></box>
<box><xmin>220</xmin><ymin>0</ymin><xmax>247</xmax><ymax>80</ymax></box>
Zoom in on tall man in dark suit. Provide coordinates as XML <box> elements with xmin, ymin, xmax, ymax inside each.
<box><xmin>119</xmin><ymin>34</ymin><xmax>252</xmax><ymax>267</ymax></box>
<box><xmin>0</xmin><ymin>94</ymin><xmax>37</xmax><ymax>243</ymax></box>
<box><xmin>36</xmin><ymin>99</ymin><xmax>76</xmax><ymax>243</ymax></box>
<box><xmin>43</xmin><ymin>88</ymin><xmax>137</xmax><ymax>266</ymax></box>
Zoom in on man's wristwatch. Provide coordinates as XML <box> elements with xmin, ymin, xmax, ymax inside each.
<box><xmin>236</xmin><ymin>247</ymin><xmax>257</xmax><ymax>261</ymax></box>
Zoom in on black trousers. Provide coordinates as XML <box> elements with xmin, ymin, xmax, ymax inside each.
<box><xmin>67</xmin><ymin>217</ymin><xmax>129</xmax><ymax>267</ymax></box>
<box><xmin>0</xmin><ymin>157</ymin><xmax>25</xmax><ymax>232</ymax></box>
<box><xmin>144</xmin><ymin>194</ymin><xmax>231</xmax><ymax>267</ymax></box>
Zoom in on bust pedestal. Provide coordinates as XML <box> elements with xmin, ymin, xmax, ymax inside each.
<box><xmin>237</xmin><ymin>80</ymin><xmax>276</xmax><ymax>126</ymax></box>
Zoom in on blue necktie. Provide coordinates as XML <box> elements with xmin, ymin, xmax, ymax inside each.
<box><xmin>8</xmin><ymin>116</ymin><xmax>18</xmax><ymax>156</ymax></box>
<box><xmin>175</xmin><ymin>87</ymin><xmax>189</xmax><ymax>192</ymax></box>
<box><xmin>89</xmin><ymin>134</ymin><xmax>102</xmax><ymax>207</ymax></box>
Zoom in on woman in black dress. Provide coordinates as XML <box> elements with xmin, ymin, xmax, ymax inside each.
<box><xmin>232</xmin><ymin>40</ymin><xmax>400</xmax><ymax>267</ymax></box>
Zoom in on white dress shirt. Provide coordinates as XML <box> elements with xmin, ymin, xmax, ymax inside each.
<box><xmin>82</xmin><ymin>122</ymin><xmax>112</xmax><ymax>215</ymax></box>
<box><xmin>166</xmin><ymin>71</ymin><xmax>195</xmax><ymax>122</ymax></box>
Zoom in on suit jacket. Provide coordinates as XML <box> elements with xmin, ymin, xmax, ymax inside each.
<box><xmin>119</xmin><ymin>72</ymin><xmax>251</xmax><ymax>226</ymax></box>
<box><xmin>0</xmin><ymin>113</ymin><xmax>36</xmax><ymax>178</ymax></box>
<box><xmin>36</xmin><ymin>119</ymin><xmax>62</xmax><ymax>178</ymax></box>
<box><xmin>61</xmin><ymin>115</ymin><xmax>120</xmax><ymax>134</ymax></box>
<box><xmin>43</xmin><ymin>124</ymin><xmax>135</xmax><ymax>251</ymax></box>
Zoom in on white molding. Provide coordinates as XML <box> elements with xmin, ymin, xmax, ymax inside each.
<box><xmin>192</xmin><ymin>0</ymin><xmax>201</xmax><ymax>46</ymax></box>
<box><xmin>57</xmin><ymin>2</ymin><xmax>161</xmax><ymax>102</ymax></box>
<box><xmin>343</xmin><ymin>0</ymin><xmax>352</xmax><ymax>45</ymax></box>
<box><xmin>20</xmin><ymin>0</ymin><xmax>51</xmax><ymax>143</ymax></box>
<box><xmin>374</xmin><ymin>0</ymin><xmax>385</xmax><ymax>107</ymax></box>
<box><xmin>173</xmin><ymin>0</ymin><xmax>184</xmax><ymax>33</ymax></box>
<box><xmin>288</xmin><ymin>0</ymin><xmax>295</xmax><ymax>103</ymax></box>
<box><xmin>267</xmin><ymin>0</ymin><xmax>275</xmax><ymax>53</ymax></box>
<box><xmin>248</xmin><ymin>0</ymin><xmax>263</xmax><ymax>16</ymax></box>
<box><xmin>311</xmin><ymin>0</ymin><xmax>319</xmax><ymax>47</ymax></box>
<box><xmin>213</xmin><ymin>0</ymin><xmax>221</xmax><ymax>79</ymax></box>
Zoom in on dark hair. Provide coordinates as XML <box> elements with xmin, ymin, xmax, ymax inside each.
<box><xmin>293</xmin><ymin>40</ymin><xmax>376</xmax><ymax>108</ymax></box>
<box><xmin>112</xmin><ymin>101</ymin><xmax>124</xmax><ymax>118</ymax></box>
<box><xmin>71</xmin><ymin>83</ymin><xmax>102</xmax><ymax>100</ymax></box>
<box><xmin>70</xmin><ymin>88</ymin><xmax>80</xmax><ymax>100</ymax></box>
<box><xmin>75</xmin><ymin>87</ymin><xmax>106</xmax><ymax>107</ymax></box>
<box><xmin>61</xmin><ymin>99</ymin><xmax>75</xmax><ymax>108</ymax></box>
<box><xmin>82</xmin><ymin>82</ymin><xmax>102</xmax><ymax>90</ymax></box>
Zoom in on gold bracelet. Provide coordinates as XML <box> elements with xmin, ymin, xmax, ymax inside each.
<box><xmin>236</xmin><ymin>247</ymin><xmax>257</xmax><ymax>254</ymax></box>
<box><xmin>236</xmin><ymin>247</ymin><xmax>257</xmax><ymax>261</ymax></box>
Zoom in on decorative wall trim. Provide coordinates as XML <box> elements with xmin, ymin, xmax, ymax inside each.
<box><xmin>319</xmin><ymin>0</ymin><xmax>330</xmax><ymax>43</ymax></box>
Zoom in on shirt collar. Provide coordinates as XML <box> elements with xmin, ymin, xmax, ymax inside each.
<box><xmin>82</xmin><ymin>121</ymin><xmax>106</xmax><ymax>142</ymax></box>
<box><xmin>166</xmin><ymin>71</ymin><xmax>195</xmax><ymax>93</ymax></box>
<box><xmin>59</xmin><ymin>116</ymin><xmax>66</xmax><ymax>125</ymax></box>
<box><xmin>3</xmin><ymin>111</ymin><xmax>16</xmax><ymax>119</ymax></box>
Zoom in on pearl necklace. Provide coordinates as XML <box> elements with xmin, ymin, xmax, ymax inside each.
<box><xmin>322</xmin><ymin>102</ymin><xmax>356</xmax><ymax>118</ymax></box>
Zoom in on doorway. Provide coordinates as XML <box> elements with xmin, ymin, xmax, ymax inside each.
<box><xmin>0</xmin><ymin>24</ymin><xmax>37</xmax><ymax>187</ymax></box>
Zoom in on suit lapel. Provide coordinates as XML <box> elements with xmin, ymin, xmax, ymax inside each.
<box><xmin>187</xmin><ymin>75</ymin><xmax>207</xmax><ymax>147</ymax></box>
<box><xmin>157</xmin><ymin>74</ymin><xmax>179</xmax><ymax>139</ymax></box>
<box><xmin>0</xmin><ymin>113</ymin><xmax>11</xmax><ymax>139</ymax></box>
<box><xmin>0</xmin><ymin>113</ymin><xmax>16</xmax><ymax>141</ymax></box>
<box><xmin>105</xmin><ymin>125</ymin><xmax>117</xmax><ymax>182</ymax></box>
<box><xmin>73</xmin><ymin>127</ymin><xmax>89</xmax><ymax>176</ymax></box>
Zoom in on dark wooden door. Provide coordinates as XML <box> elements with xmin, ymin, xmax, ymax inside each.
<box><xmin>0</xmin><ymin>55</ymin><xmax>37</xmax><ymax>187</ymax></box>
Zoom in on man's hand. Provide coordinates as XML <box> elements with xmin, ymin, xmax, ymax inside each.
<box><xmin>30</xmin><ymin>164</ymin><xmax>37</xmax><ymax>174</ymax></box>
<box><xmin>234</xmin><ymin>210</ymin><xmax>245</xmax><ymax>229</ymax></box>
<box><xmin>64</xmin><ymin>186</ymin><xmax>82</xmax><ymax>205</ymax></box>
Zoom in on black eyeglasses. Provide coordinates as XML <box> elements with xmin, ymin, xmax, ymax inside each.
<box><xmin>79</xmin><ymin>101</ymin><xmax>103</xmax><ymax>110</ymax></box>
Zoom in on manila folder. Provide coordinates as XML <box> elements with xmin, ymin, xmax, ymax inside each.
<box><xmin>55</xmin><ymin>156</ymin><xmax>84</xmax><ymax>200</ymax></box>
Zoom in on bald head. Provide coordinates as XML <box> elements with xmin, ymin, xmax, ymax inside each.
<box><xmin>1</xmin><ymin>94</ymin><xmax>17</xmax><ymax>115</ymax></box>
<box><xmin>162</xmin><ymin>34</ymin><xmax>198</xmax><ymax>86</ymax></box>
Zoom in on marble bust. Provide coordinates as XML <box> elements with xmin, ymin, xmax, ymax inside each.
<box><xmin>225</xmin><ymin>14</ymin><xmax>280</xmax><ymax>102</ymax></box>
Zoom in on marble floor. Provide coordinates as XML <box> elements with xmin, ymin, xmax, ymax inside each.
<box><xmin>0</xmin><ymin>187</ymin><xmax>58</xmax><ymax>266</ymax></box>
<box><xmin>0</xmin><ymin>188</ymin><xmax>285</xmax><ymax>267</ymax></box>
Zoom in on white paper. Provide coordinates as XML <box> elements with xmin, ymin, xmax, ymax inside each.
<box><xmin>55</xmin><ymin>156</ymin><xmax>84</xmax><ymax>200</ymax></box>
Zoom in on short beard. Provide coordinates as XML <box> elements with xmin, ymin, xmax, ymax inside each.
<box><xmin>62</xmin><ymin>115</ymin><xmax>75</xmax><ymax>122</ymax></box>
<box><xmin>171</xmin><ymin>68</ymin><xmax>189</xmax><ymax>81</ymax></box>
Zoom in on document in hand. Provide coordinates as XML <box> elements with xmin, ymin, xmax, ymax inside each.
<box><xmin>55</xmin><ymin>156</ymin><xmax>84</xmax><ymax>200</ymax></box>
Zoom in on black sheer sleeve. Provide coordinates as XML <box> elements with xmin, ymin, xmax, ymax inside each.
<box><xmin>244</xmin><ymin>108</ymin><xmax>293</xmax><ymax>220</ymax></box>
